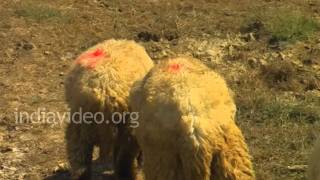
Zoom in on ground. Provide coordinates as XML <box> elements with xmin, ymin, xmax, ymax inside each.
<box><xmin>0</xmin><ymin>0</ymin><xmax>319</xmax><ymax>179</ymax></box>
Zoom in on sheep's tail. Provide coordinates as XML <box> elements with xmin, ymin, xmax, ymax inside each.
<box><xmin>177</xmin><ymin>112</ymin><xmax>213</xmax><ymax>180</ymax></box>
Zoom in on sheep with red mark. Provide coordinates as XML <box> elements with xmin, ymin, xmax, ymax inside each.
<box><xmin>64</xmin><ymin>39</ymin><xmax>153</xmax><ymax>180</ymax></box>
<box><xmin>130</xmin><ymin>57</ymin><xmax>255</xmax><ymax>180</ymax></box>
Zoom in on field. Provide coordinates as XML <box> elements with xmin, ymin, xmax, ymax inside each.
<box><xmin>0</xmin><ymin>0</ymin><xmax>320</xmax><ymax>179</ymax></box>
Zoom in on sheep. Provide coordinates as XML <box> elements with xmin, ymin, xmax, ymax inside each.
<box><xmin>309</xmin><ymin>140</ymin><xmax>320</xmax><ymax>180</ymax></box>
<box><xmin>64</xmin><ymin>39</ymin><xmax>153</xmax><ymax>180</ymax></box>
<box><xmin>129</xmin><ymin>57</ymin><xmax>255</xmax><ymax>180</ymax></box>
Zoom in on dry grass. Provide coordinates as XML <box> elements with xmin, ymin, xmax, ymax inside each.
<box><xmin>261</xmin><ymin>60</ymin><xmax>300</xmax><ymax>91</ymax></box>
<box><xmin>233</xmin><ymin>71</ymin><xmax>319</xmax><ymax>179</ymax></box>
<box><xmin>0</xmin><ymin>0</ymin><xmax>320</xmax><ymax>179</ymax></box>
<box><xmin>260</xmin><ymin>60</ymin><xmax>319</xmax><ymax>91</ymax></box>
<box><xmin>235</xmin><ymin>71</ymin><xmax>320</xmax><ymax>124</ymax></box>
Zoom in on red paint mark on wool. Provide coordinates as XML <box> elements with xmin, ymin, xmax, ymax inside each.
<box><xmin>168</xmin><ymin>63</ymin><xmax>182</xmax><ymax>73</ymax></box>
<box><xmin>76</xmin><ymin>49</ymin><xmax>109</xmax><ymax>69</ymax></box>
<box><xmin>90</xmin><ymin>49</ymin><xmax>104</xmax><ymax>58</ymax></box>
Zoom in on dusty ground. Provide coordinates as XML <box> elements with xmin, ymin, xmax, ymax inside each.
<box><xmin>0</xmin><ymin>0</ymin><xmax>320</xmax><ymax>179</ymax></box>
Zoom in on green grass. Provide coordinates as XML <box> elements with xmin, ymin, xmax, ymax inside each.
<box><xmin>288</xmin><ymin>103</ymin><xmax>320</xmax><ymax>123</ymax></box>
<box><xmin>243</xmin><ymin>7</ymin><xmax>319</xmax><ymax>42</ymax></box>
<box><xmin>15</xmin><ymin>2</ymin><xmax>71</xmax><ymax>23</ymax></box>
<box><xmin>265</xmin><ymin>9</ymin><xmax>319</xmax><ymax>42</ymax></box>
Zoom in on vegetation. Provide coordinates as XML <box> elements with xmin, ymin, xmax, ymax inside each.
<box><xmin>15</xmin><ymin>2</ymin><xmax>70</xmax><ymax>23</ymax></box>
<box><xmin>235</xmin><ymin>72</ymin><xmax>320</xmax><ymax>124</ymax></box>
<box><xmin>243</xmin><ymin>7</ymin><xmax>319</xmax><ymax>42</ymax></box>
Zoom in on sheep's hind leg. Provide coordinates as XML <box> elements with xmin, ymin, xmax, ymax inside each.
<box><xmin>210</xmin><ymin>124</ymin><xmax>255</xmax><ymax>180</ymax></box>
<box><xmin>98</xmin><ymin>124</ymin><xmax>116</xmax><ymax>166</ymax></box>
<box><xmin>66</xmin><ymin>121</ymin><xmax>94</xmax><ymax>180</ymax></box>
<box><xmin>114</xmin><ymin>125</ymin><xmax>140</xmax><ymax>180</ymax></box>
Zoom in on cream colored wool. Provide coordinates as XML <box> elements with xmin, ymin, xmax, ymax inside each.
<box><xmin>309</xmin><ymin>140</ymin><xmax>320</xmax><ymax>180</ymax></box>
<box><xmin>64</xmin><ymin>39</ymin><xmax>153</xmax><ymax>179</ymax></box>
<box><xmin>130</xmin><ymin>57</ymin><xmax>255</xmax><ymax>180</ymax></box>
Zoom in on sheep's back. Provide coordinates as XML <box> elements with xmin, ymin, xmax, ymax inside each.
<box><xmin>65</xmin><ymin>39</ymin><xmax>153</xmax><ymax>113</ymax></box>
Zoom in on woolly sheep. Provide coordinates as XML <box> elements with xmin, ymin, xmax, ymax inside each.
<box><xmin>64</xmin><ymin>39</ymin><xmax>153</xmax><ymax>179</ymax></box>
<box><xmin>130</xmin><ymin>57</ymin><xmax>255</xmax><ymax>180</ymax></box>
